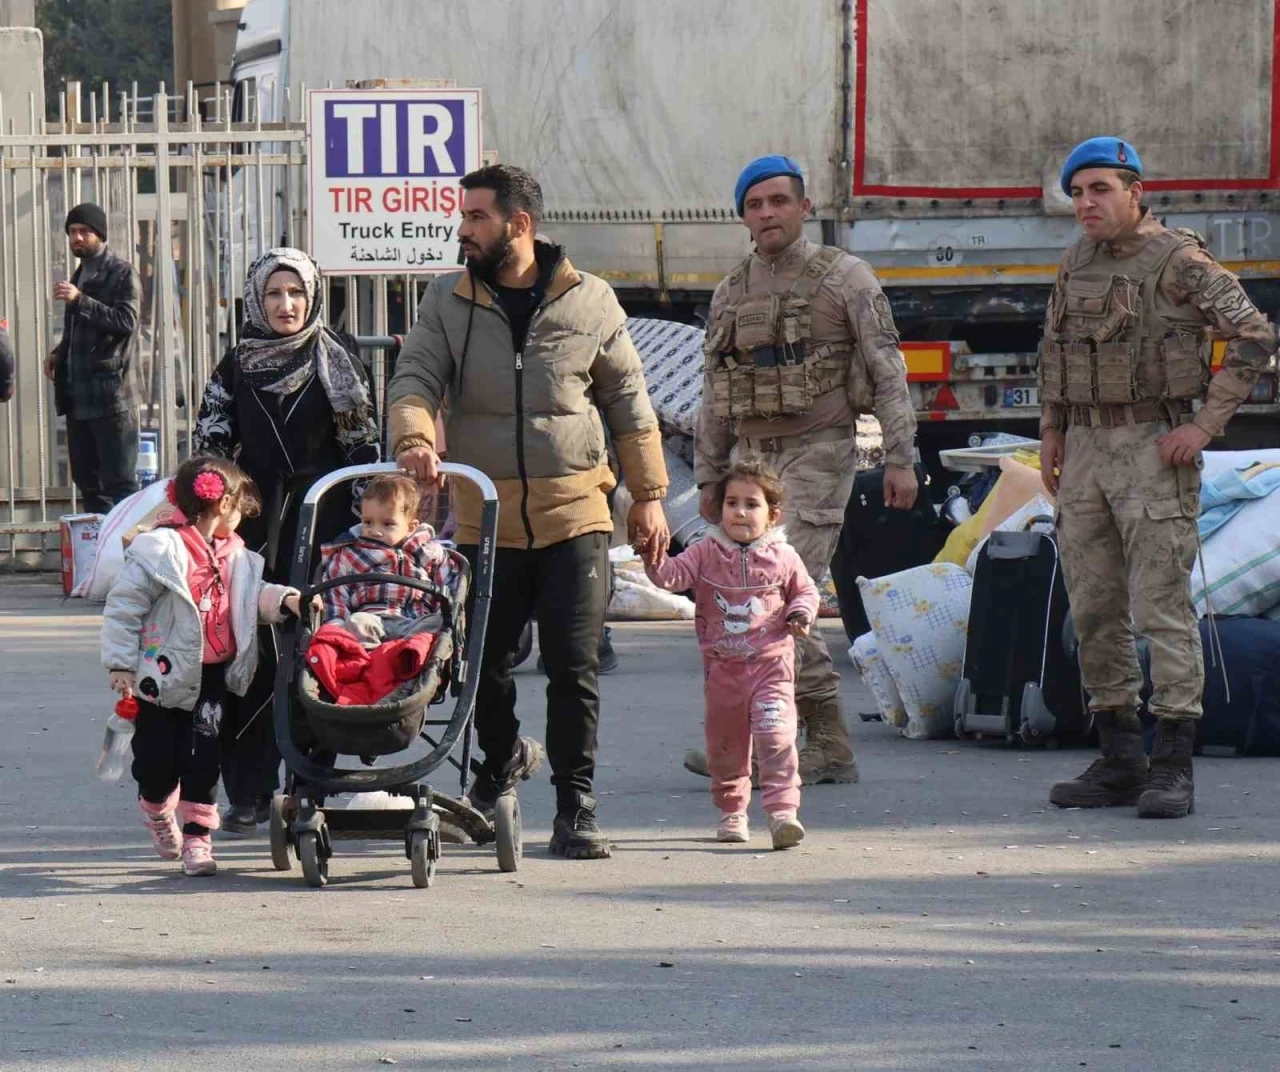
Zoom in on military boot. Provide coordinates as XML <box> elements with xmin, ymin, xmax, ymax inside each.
<box><xmin>1048</xmin><ymin>710</ymin><xmax>1147</xmax><ymax>808</ymax></box>
<box><xmin>1137</xmin><ymin>718</ymin><xmax>1196</xmax><ymax>819</ymax></box>
<box><xmin>798</xmin><ymin>699</ymin><xmax>859</xmax><ymax>785</ymax></box>
<box><xmin>681</xmin><ymin>750</ymin><xmax>760</xmax><ymax>788</ymax></box>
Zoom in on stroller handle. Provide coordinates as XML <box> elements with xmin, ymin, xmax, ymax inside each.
<box><xmin>300</xmin><ymin>461</ymin><xmax>498</xmax><ymax>507</ymax></box>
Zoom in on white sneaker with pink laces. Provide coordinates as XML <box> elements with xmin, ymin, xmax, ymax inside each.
<box><xmin>142</xmin><ymin>812</ymin><xmax>182</xmax><ymax>860</ymax></box>
<box><xmin>716</xmin><ymin>812</ymin><xmax>750</xmax><ymax>843</ymax></box>
<box><xmin>768</xmin><ymin>811</ymin><xmax>805</xmax><ymax>850</ymax></box>
<box><xmin>181</xmin><ymin>834</ymin><xmax>217</xmax><ymax>877</ymax></box>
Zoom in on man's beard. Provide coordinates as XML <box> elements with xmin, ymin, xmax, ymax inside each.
<box><xmin>464</xmin><ymin>230</ymin><xmax>513</xmax><ymax>282</ymax></box>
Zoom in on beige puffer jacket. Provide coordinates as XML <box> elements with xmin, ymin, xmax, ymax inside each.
<box><xmin>388</xmin><ymin>241</ymin><xmax>667</xmax><ymax>549</ymax></box>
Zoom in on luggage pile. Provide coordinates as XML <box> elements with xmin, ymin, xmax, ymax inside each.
<box><xmin>843</xmin><ymin>440</ymin><xmax>1280</xmax><ymax>755</ymax></box>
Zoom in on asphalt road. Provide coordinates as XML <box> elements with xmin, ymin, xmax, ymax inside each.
<box><xmin>2</xmin><ymin>577</ymin><xmax>1279</xmax><ymax>1070</ymax></box>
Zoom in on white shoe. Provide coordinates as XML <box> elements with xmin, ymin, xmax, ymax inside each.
<box><xmin>768</xmin><ymin>812</ymin><xmax>805</xmax><ymax>850</ymax></box>
<box><xmin>716</xmin><ymin>812</ymin><xmax>750</xmax><ymax>843</ymax></box>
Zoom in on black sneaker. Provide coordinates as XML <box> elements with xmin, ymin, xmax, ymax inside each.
<box><xmin>548</xmin><ymin>792</ymin><xmax>612</xmax><ymax>859</ymax></box>
<box><xmin>466</xmin><ymin>736</ymin><xmax>545</xmax><ymax>817</ymax></box>
<box><xmin>222</xmin><ymin>798</ymin><xmax>270</xmax><ymax>837</ymax></box>
<box><xmin>598</xmin><ymin>627</ymin><xmax>619</xmax><ymax>675</ymax></box>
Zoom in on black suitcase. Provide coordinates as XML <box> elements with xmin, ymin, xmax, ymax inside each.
<box><xmin>953</xmin><ymin>520</ymin><xmax>1089</xmax><ymax>744</ymax></box>
<box><xmin>830</xmin><ymin>463</ymin><xmax>949</xmax><ymax>641</ymax></box>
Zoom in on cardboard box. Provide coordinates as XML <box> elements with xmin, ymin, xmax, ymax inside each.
<box><xmin>60</xmin><ymin>513</ymin><xmax>104</xmax><ymax>595</ymax></box>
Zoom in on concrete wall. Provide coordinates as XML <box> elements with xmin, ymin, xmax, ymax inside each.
<box><xmin>172</xmin><ymin>0</ymin><xmax>247</xmax><ymax>90</ymax></box>
<box><xmin>0</xmin><ymin>1</ymin><xmax>34</xmax><ymax>27</ymax></box>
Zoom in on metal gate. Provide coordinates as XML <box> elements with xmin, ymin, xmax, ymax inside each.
<box><xmin>0</xmin><ymin>81</ymin><xmax>431</xmax><ymax>566</ymax></box>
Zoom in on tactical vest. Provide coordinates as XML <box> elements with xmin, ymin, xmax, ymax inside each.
<box><xmin>704</xmin><ymin>245</ymin><xmax>859</xmax><ymax>420</ymax></box>
<box><xmin>1039</xmin><ymin>226</ymin><xmax>1211</xmax><ymax>408</ymax></box>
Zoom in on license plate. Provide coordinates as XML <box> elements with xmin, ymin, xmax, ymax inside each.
<box><xmin>1003</xmin><ymin>386</ymin><xmax>1039</xmax><ymax>408</ymax></box>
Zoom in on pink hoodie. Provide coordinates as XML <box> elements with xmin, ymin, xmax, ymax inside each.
<box><xmin>646</xmin><ymin>526</ymin><xmax>819</xmax><ymax>662</ymax></box>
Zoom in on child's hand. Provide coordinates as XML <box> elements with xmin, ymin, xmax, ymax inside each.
<box><xmin>109</xmin><ymin>670</ymin><xmax>136</xmax><ymax>699</ymax></box>
<box><xmin>311</xmin><ymin>595</ymin><xmax>323</xmax><ymax>615</ymax></box>
<box><xmin>787</xmin><ymin>614</ymin><xmax>812</xmax><ymax>637</ymax></box>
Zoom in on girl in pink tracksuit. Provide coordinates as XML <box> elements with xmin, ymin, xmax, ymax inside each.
<box><xmin>646</xmin><ymin>459</ymin><xmax>819</xmax><ymax>849</ymax></box>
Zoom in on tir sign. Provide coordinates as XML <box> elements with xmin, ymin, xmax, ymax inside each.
<box><xmin>309</xmin><ymin>88</ymin><xmax>482</xmax><ymax>273</ymax></box>
<box><xmin>323</xmin><ymin>98</ymin><xmax>467</xmax><ymax>178</ymax></box>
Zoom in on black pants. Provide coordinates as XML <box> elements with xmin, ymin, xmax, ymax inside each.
<box><xmin>132</xmin><ymin>663</ymin><xmax>227</xmax><ymax>808</ymax></box>
<box><xmin>462</xmin><ymin>531</ymin><xmax>610</xmax><ymax>805</ymax></box>
<box><xmin>218</xmin><ymin>626</ymin><xmax>282</xmax><ymax>806</ymax></box>
<box><xmin>67</xmin><ymin>410</ymin><xmax>139</xmax><ymax>513</ymax></box>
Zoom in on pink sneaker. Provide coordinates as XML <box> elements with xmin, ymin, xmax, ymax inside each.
<box><xmin>716</xmin><ymin>812</ymin><xmax>750</xmax><ymax>843</ymax></box>
<box><xmin>768</xmin><ymin>811</ymin><xmax>805</xmax><ymax>850</ymax></box>
<box><xmin>140</xmin><ymin>802</ymin><xmax>182</xmax><ymax>861</ymax></box>
<box><xmin>181</xmin><ymin>834</ymin><xmax>217</xmax><ymax>877</ymax></box>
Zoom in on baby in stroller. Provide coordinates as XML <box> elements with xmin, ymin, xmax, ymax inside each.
<box><xmin>318</xmin><ymin>473</ymin><xmax>457</xmax><ymax>645</ymax></box>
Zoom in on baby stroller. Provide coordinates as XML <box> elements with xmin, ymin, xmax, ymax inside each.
<box><xmin>268</xmin><ymin>461</ymin><xmax>515</xmax><ymax>888</ymax></box>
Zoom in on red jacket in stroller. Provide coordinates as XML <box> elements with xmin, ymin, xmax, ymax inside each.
<box><xmin>306</xmin><ymin>622</ymin><xmax>438</xmax><ymax>706</ymax></box>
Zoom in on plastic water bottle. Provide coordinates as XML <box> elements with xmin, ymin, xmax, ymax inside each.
<box><xmin>136</xmin><ymin>438</ymin><xmax>159</xmax><ymax>486</ymax></box>
<box><xmin>96</xmin><ymin>697</ymin><xmax>138</xmax><ymax>781</ymax></box>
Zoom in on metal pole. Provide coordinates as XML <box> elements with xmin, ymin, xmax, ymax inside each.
<box><xmin>153</xmin><ymin>89</ymin><xmax>178</xmax><ymax>474</ymax></box>
<box><xmin>29</xmin><ymin>95</ymin><xmax>48</xmax><ymax>524</ymax></box>
<box><xmin>0</xmin><ymin>93</ymin><xmax>12</xmax><ymax>557</ymax></box>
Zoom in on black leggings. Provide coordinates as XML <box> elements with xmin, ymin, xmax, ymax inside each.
<box><xmin>132</xmin><ymin>663</ymin><xmax>228</xmax><ymax>823</ymax></box>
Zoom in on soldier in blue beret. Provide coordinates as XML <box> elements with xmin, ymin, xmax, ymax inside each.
<box><xmin>1042</xmin><ymin>137</ymin><xmax>1277</xmax><ymax>819</ymax></box>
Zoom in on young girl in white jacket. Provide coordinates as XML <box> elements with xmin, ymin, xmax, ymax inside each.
<box><xmin>101</xmin><ymin>457</ymin><xmax>302</xmax><ymax>876</ymax></box>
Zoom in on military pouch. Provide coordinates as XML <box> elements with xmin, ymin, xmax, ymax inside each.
<box><xmin>1160</xmin><ymin>332</ymin><xmax>1208</xmax><ymax>400</ymax></box>
<box><xmin>1063</xmin><ymin>342</ymin><xmax>1097</xmax><ymax>405</ymax></box>
<box><xmin>729</xmin><ymin>366</ymin><xmax>756</xmax><ymax>419</ymax></box>
<box><xmin>778</xmin><ymin>298</ymin><xmax>812</xmax><ymax>347</ymax></box>
<box><xmin>1094</xmin><ymin>341</ymin><xmax>1141</xmax><ymax>404</ymax></box>
<box><xmin>1038</xmin><ymin>342</ymin><xmax>1066</xmax><ymax>404</ymax></box>
<box><xmin>752</xmin><ymin>364</ymin><xmax>783</xmax><ymax>417</ymax></box>
<box><xmin>778</xmin><ymin>363</ymin><xmax>811</xmax><ymax>415</ymax></box>
<box><xmin>808</xmin><ymin>346</ymin><xmax>849</xmax><ymax>400</ymax></box>
<box><xmin>734</xmin><ymin>295</ymin><xmax>779</xmax><ymax>352</ymax></box>
<box><xmin>707</xmin><ymin>366</ymin><xmax>733</xmax><ymax>419</ymax></box>
<box><xmin>1063</xmin><ymin>275</ymin><xmax>1139</xmax><ymax>342</ymax></box>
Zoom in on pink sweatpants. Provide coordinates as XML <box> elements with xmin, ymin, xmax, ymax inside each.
<box><xmin>703</xmin><ymin>656</ymin><xmax>801</xmax><ymax>815</ymax></box>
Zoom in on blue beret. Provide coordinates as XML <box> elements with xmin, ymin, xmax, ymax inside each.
<box><xmin>735</xmin><ymin>155</ymin><xmax>804</xmax><ymax>216</ymax></box>
<box><xmin>1060</xmin><ymin>137</ymin><xmax>1143</xmax><ymax>196</ymax></box>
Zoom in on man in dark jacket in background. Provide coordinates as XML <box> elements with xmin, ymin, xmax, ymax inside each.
<box><xmin>0</xmin><ymin>318</ymin><xmax>13</xmax><ymax>403</ymax></box>
<box><xmin>43</xmin><ymin>203</ymin><xmax>141</xmax><ymax>512</ymax></box>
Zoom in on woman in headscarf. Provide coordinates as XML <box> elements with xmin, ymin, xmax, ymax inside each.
<box><xmin>194</xmin><ymin>247</ymin><xmax>381</xmax><ymax>833</ymax></box>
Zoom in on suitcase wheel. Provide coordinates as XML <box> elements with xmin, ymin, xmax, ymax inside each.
<box><xmin>1019</xmin><ymin>682</ymin><xmax>1057</xmax><ymax>742</ymax></box>
<box><xmin>953</xmin><ymin>678</ymin><xmax>972</xmax><ymax>738</ymax></box>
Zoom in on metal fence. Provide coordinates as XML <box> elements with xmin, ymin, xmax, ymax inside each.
<box><xmin>0</xmin><ymin>82</ymin><xmax>437</xmax><ymax>565</ymax></box>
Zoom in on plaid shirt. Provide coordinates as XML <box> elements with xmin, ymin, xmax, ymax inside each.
<box><xmin>51</xmin><ymin>247</ymin><xmax>141</xmax><ymax>420</ymax></box>
<box><xmin>319</xmin><ymin>523</ymin><xmax>457</xmax><ymax>621</ymax></box>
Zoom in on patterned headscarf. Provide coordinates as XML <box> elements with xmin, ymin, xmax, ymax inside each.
<box><xmin>235</xmin><ymin>248</ymin><xmax>378</xmax><ymax>449</ymax></box>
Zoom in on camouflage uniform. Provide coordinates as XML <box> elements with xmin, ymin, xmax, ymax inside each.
<box><xmin>1041</xmin><ymin>209</ymin><xmax>1276</xmax><ymax>816</ymax></box>
<box><xmin>695</xmin><ymin>235</ymin><xmax>918</xmax><ymax>781</ymax></box>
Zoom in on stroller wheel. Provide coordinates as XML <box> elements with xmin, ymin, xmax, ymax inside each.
<box><xmin>299</xmin><ymin>832</ymin><xmax>328</xmax><ymax>888</ymax></box>
<box><xmin>269</xmin><ymin>795</ymin><xmax>292</xmax><ymax>872</ymax></box>
<box><xmin>494</xmin><ymin>792</ymin><xmax>522</xmax><ymax>873</ymax></box>
<box><xmin>410</xmin><ymin>829</ymin><xmax>439</xmax><ymax>888</ymax></box>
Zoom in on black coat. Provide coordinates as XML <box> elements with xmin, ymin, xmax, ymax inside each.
<box><xmin>51</xmin><ymin>247</ymin><xmax>141</xmax><ymax>420</ymax></box>
<box><xmin>0</xmin><ymin>320</ymin><xmax>13</xmax><ymax>399</ymax></box>
<box><xmin>193</xmin><ymin>334</ymin><xmax>381</xmax><ymax>581</ymax></box>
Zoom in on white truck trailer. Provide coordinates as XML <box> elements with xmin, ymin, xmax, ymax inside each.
<box><xmin>230</xmin><ymin>0</ymin><xmax>1280</xmax><ymax>476</ymax></box>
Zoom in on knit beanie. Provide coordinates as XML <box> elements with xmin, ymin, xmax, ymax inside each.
<box><xmin>65</xmin><ymin>203</ymin><xmax>108</xmax><ymax>241</ymax></box>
